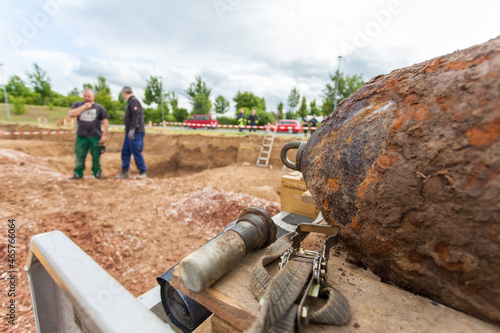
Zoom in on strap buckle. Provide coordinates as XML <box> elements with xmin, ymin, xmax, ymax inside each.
<box><xmin>279</xmin><ymin>223</ymin><xmax>339</xmax><ymax>330</ymax></box>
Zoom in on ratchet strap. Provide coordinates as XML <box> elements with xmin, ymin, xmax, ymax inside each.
<box><xmin>248</xmin><ymin>225</ymin><xmax>350</xmax><ymax>333</ymax></box>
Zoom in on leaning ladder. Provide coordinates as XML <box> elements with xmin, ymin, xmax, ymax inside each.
<box><xmin>256</xmin><ymin>125</ymin><xmax>278</xmax><ymax>167</ymax></box>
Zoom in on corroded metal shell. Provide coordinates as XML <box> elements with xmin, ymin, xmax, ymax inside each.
<box><xmin>300</xmin><ymin>37</ymin><xmax>500</xmax><ymax>324</ymax></box>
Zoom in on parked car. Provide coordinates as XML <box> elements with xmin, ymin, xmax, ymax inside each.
<box><xmin>265</xmin><ymin>120</ymin><xmax>303</xmax><ymax>134</ymax></box>
<box><xmin>183</xmin><ymin>115</ymin><xmax>219</xmax><ymax>129</ymax></box>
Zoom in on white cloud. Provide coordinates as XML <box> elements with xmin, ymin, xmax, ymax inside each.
<box><xmin>1</xmin><ymin>0</ymin><xmax>499</xmax><ymax>114</ymax></box>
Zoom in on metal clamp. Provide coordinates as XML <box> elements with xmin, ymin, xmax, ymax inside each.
<box><xmin>278</xmin><ymin>223</ymin><xmax>340</xmax><ymax>330</ymax></box>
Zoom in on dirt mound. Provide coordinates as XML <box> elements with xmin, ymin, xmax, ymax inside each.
<box><xmin>0</xmin><ymin>148</ymin><xmax>65</xmax><ymax>181</ymax></box>
<box><xmin>166</xmin><ymin>186</ymin><xmax>281</xmax><ymax>239</ymax></box>
<box><xmin>0</xmin><ymin>148</ymin><xmax>56</xmax><ymax>170</ymax></box>
<box><xmin>0</xmin><ymin>143</ymin><xmax>283</xmax><ymax>332</ymax></box>
<box><xmin>175</xmin><ymin>164</ymin><xmax>286</xmax><ymax>202</ymax></box>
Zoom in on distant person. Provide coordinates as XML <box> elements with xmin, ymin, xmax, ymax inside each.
<box><xmin>236</xmin><ymin>108</ymin><xmax>245</xmax><ymax>132</ymax></box>
<box><xmin>117</xmin><ymin>86</ymin><xmax>147</xmax><ymax>179</ymax></box>
<box><xmin>302</xmin><ymin>117</ymin><xmax>308</xmax><ymax>137</ymax></box>
<box><xmin>248</xmin><ymin>109</ymin><xmax>258</xmax><ymax>133</ymax></box>
<box><xmin>309</xmin><ymin>114</ymin><xmax>319</xmax><ymax>136</ymax></box>
<box><xmin>68</xmin><ymin>88</ymin><xmax>109</xmax><ymax>179</ymax></box>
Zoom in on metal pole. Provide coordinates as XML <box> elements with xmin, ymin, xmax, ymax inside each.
<box><xmin>159</xmin><ymin>75</ymin><xmax>164</xmax><ymax>122</ymax></box>
<box><xmin>333</xmin><ymin>56</ymin><xmax>342</xmax><ymax>111</ymax></box>
<box><xmin>0</xmin><ymin>64</ymin><xmax>11</xmax><ymax>121</ymax></box>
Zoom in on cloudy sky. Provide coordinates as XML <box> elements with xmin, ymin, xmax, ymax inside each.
<box><xmin>1</xmin><ymin>0</ymin><xmax>499</xmax><ymax>114</ymax></box>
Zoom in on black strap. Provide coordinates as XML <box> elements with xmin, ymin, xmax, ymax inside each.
<box><xmin>249</xmin><ymin>234</ymin><xmax>351</xmax><ymax>332</ymax></box>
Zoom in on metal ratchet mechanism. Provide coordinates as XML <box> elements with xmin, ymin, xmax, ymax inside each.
<box><xmin>279</xmin><ymin>223</ymin><xmax>339</xmax><ymax>329</ymax></box>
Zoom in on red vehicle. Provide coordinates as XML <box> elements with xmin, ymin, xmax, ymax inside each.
<box><xmin>266</xmin><ymin>120</ymin><xmax>303</xmax><ymax>134</ymax></box>
<box><xmin>183</xmin><ymin>114</ymin><xmax>219</xmax><ymax>129</ymax></box>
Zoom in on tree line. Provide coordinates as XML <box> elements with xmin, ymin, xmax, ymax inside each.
<box><xmin>1</xmin><ymin>63</ymin><xmax>365</xmax><ymax>125</ymax></box>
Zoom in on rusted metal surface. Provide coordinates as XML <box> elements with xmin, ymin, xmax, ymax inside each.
<box><xmin>300</xmin><ymin>37</ymin><xmax>500</xmax><ymax>324</ymax></box>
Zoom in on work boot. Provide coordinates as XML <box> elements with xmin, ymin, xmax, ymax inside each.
<box><xmin>69</xmin><ymin>172</ymin><xmax>82</xmax><ymax>180</ymax></box>
<box><xmin>137</xmin><ymin>170</ymin><xmax>147</xmax><ymax>179</ymax></box>
<box><xmin>116</xmin><ymin>169</ymin><xmax>130</xmax><ymax>179</ymax></box>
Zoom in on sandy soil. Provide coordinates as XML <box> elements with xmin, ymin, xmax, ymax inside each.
<box><xmin>0</xmin><ymin>126</ymin><xmax>287</xmax><ymax>332</ymax></box>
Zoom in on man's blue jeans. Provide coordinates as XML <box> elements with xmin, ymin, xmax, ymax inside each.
<box><xmin>121</xmin><ymin>132</ymin><xmax>147</xmax><ymax>171</ymax></box>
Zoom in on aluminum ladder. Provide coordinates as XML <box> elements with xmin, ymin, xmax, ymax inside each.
<box><xmin>256</xmin><ymin>124</ymin><xmax>278</xmax><ymax>167</ymax></box>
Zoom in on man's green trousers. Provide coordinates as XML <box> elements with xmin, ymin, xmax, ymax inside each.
<box><xmin>74</xmin><ymin>136</ymin><xmax>101</xmax><ymax>177</ymax></box>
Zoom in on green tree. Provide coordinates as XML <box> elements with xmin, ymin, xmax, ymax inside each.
<box><xmin>118</xmin><ymin>91</ymin><xmax>126</xmax><ymax>103</ymax></box>
<box><xmin>169</xmin><ymin>92</ymin><xmax>178</xmax><ymax>112</ymax></box>
<box><xmin>143</xmin><ymin>76</ymin><xmax>164</xmax><ymax>107</ymax></box>
<box><xmin>287</xmin><ymin>87</ymin><xmax>300</xmax><ymax>117</ymax></box>
<box><xmin>112</xmin><ymin>92</ymin><xmax>127</xmax><ymax>122</ymax></box>
<box><xmin>94</xmin><ymin>75</ymin><xmax>110</xmax><ymax>95</ymax></box>
<box><xmin>256</xmin><ymin>111</ymin><xmax>275</xmax><ymax>126</ymax></box>
<box><xmin>322</xmin><ymin>71</ymin><xmax>365</xmax><ymax>116</ymax></box>
<box><xmin>65</xmin><ymin>93</ymin><xmax>82</xmax><ymax>107</ymax></box>
<box><xmin>260</xmin><ymin>98</ymin><xmax>267</xmax><ymax>112</ymax></box>
<box><xmin>185</xmin><ymin>76</ymin><xmax>212</xmax><ymax>114</ymax></box>
<box><xmin>90</xmin><ymin>75</ymin><xmax>121</xmax><ymax>121</ymax></box>
<box><xmin>92</xmin><ymin>76</ymin><xmax>112</xmax><ymax>110</ymax></box>
<box><xmin>233</xmin><ymin>91</ymin><xmax>266</xmax><ymax>112</ymax></box>
<box><xmin>6</xmin><ymin>75</ymin><xmax>31</xmax><ymax>98</ymax></box>
<box><xmin>190</xmin><ymin>94</ymin><xmax>210</xmax><ymax>114</ymax></box>
<box><xmin>276</xmin><ymin>101</ymin><xmax>284</xmax><ymax>120</ymax></box>
<box><xmin>217</xmin><ymin>116</ymin><xmax>238</xmax><ymax>126</ymax></box>
<box><xmin>26</xmin><ymin>63</ymin><xmax>51</xmax><ymax>105</ymax></box>
<box><xmin>50</xmin><ymin>90</ymin><xmax>72</xmax><ymax>107</ymax></box>
<box><xmin>173</xmin><ymin>107</ymin><xmax>189</xmax><ymax>122</ymax></box>
<box><xmin>309</xmin><ymin>99</ymin><xmax>321</xmax><ymax>116</ymax></box>
<box><xmin>144</xmin><ymin>87</ymin><xmax>170</xmax><ymax>122</ymax></box>
<box><xmin>233</xmin><ymin>91</ymin><xmax>270</xmax><ymax>125</ymax></box>
<box><xmin>68</xmin><ymin>87</ymin><xmax>79</xmax><ymax>96</ymax></box>
<box><xmin>83</xmin><ymin>83</ymin><xmax>93</xmax><ymax>90</ymax></box>
<box><xmin>186</xmin><ymin>76</ymin><xmax>212</xmax><ymax>98</ymax></box>
<box><xmin>214</xmin><ymin>95</ymin><xmax>230</xmax><ymax>115</ymax></box>
<box><xmin>143</xmin><ymin>107</ymin><xmax>162</xmax><ymax>124</ymax></box>
<box><xmin>13</xmin><ymin>97</ymin><xmax>26</xmax><ymax>115</ymax></box>
<box><xmin>95</xmin><ymin>90</ymin><xmax>113</xmax><ymax>113</ymax></box>
<box><xmin>298</xmin><ymin>96</ymin><xmax>308</xmax><ymax>119</ymax></box>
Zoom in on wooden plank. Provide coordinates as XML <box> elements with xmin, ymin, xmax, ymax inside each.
<box><xmin>192</xmin><ymin>315</ymin><xmax>212</xmax><ymax>333</ymax></box>
<box><xmin>211</xmin><ymin>315</ymin><xmax>242</xmax><ymax>333</ymax></box>
<box><xmin>171</xmin><ymin>249</ymin><xmax>262</xmax><ymax>331</ymax></box>
<box><xmin>324</xmin><ymin>255</ymin><xmax>500</xmax><ymax>332</ymax></box>
<box><xmin>171</xmin><ymin>241</ymin><xmax>500</xmax><ymax>333</ymax></box>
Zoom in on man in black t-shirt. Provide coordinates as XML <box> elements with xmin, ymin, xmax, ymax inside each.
<box><xmin>68</xmin><ymin>88</ymin><xmax>109</xmax><ymax>179</ymax></box>
<box><xmin>117</xmin><ymin>86</ymin><xmax>147</xmax><ymax>179</ymax></box>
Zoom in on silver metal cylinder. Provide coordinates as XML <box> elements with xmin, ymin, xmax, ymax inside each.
<box><xmin>179</xmin><ymin>207</ymin><xmax>276</xmax><ymax>294</ymax></box>
<box><xmin>179</xmin><ymin>230</ymin><xmax>246</xmax><ymax>293</ymax></box>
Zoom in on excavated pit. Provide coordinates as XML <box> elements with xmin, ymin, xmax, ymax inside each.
<box><xmin>0</xmin><ymin>125</ymin><xmax>292</xmax><ymax>332</ymax></box>
<box><xmin>0</xmin><ymin>128</ymin><xmax>293</xmax><ymax>178</ymax></box>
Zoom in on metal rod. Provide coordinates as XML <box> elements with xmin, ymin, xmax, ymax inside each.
<box><xmin>0</xmin><ymin>63</ymin><xmax>11</xmax><ymax>121</ymax></box>
<box><xmin>159</xmin><ymin>75</ymin><xmax>164</xmax><ymax>122</ymax></box>
<box><xmin>333</xmin><ymin>56</ymin><xmax>342</xmax><ymax>112</ymax></box>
